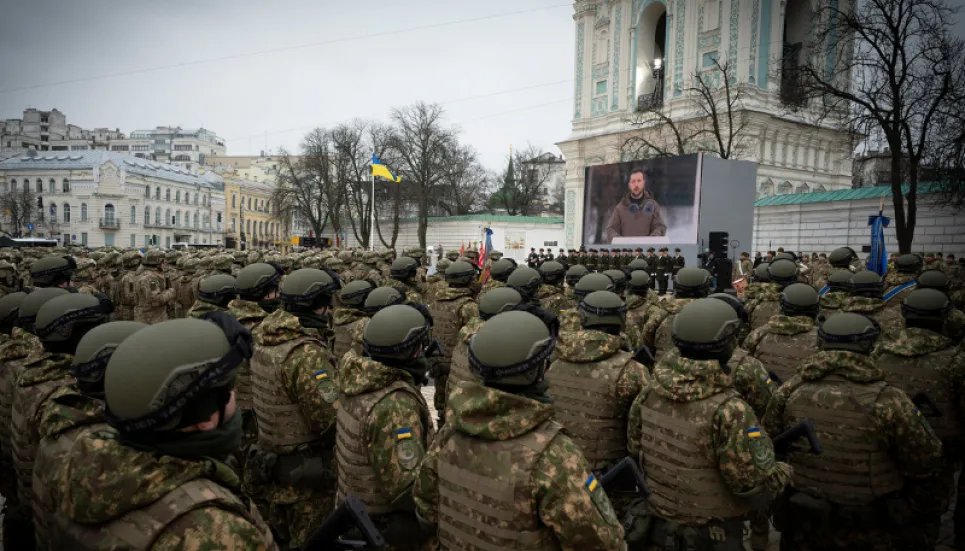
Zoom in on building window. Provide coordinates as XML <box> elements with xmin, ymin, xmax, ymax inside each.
<box><xmin>144</xmin><ymin>206</ymin><xmax>150</xmax><ymax>224</ymax></box>
<box><xmin>155</xmin><ymin>186</ymin><xmax>160</xmax><ymax>199</ymax></box>
<box><xmin>176</xmin><ymin>211</ymin><xmax>182</xmax><ymax>227</ymax></box>
<box><xmin>10</xmin><ymin>179</ymin><xmax>16</xmax><ymax>192</ymax></box>
<box><xmin>144</xmin><ymin>186</ymin><xmax>150</xmax><ymax>198</ymax></box>
<box><xmin>165</xmin><ymin>188</ymin><xmax>171</xmax><ymax>201</ymax></box>
<box><xmin>166</xmin><ymin>208</ymin><xmax>172</xmax><ymax>225</ymax></box>
<box><xmin>104</xmin><ymin>204</ymin><xmax>115</xmax><ymax>224</ymax></box>
<box><xmin>111</xmin><ymin>145</ymin><xmax>129</xmax><ymax>151</ymax></box>
<box><xmin>194</xmin><ymin>192</ymin><xmax>198</xmax><ymax>205</ymax></box>
<box><xmin>130</xmin><ymin>234</ymin><xmax>136</xmax><ymax>247</ymax></box>
<box><xmin>231</xmin><ymin>218</ymin><xmax>236</xmax><ymax>233</ymax></box>
<box><xmin>193</xmin><ymin>211</ymin><xmax>199</xmax><ymax>228</ymax></box>
<box><xmin>248</xmin><ymin>197</ymin><xmax>252</xmax><ymax>210</ymax></box>
<box><xmin>175</xmin><ymin>190</ymin><xmax>181</xmax><ymax>203</ymax></box>
<box><xmin>145</xmin><ymin>235</ymin><xmax>151</xmax><ymax>247</ymax></box>
<box><xmin>50</xmin><ymin>203</ymin><xmax>57</xmax><ymax>223</ymax></box>
<box><xmin>81</xmin><ymin>203</ymin><xmax>88</xmax><ymax>221</ymax></box>
<box><xmin>155</xmin><ymin>207</ymin><xmax>161</xmax><ymax>225</ymax></box>
<box><xmin>36</xmin><ymin>179</ymin><xmax>43</xmax><ymax>193</ymax></box>
<box><xmin>48</xmin><ymin>178</ymin><xmax>56</xmax><ymax>193</ymax></box>
<box><xmin>63</xmin><ymin>203</ymin><xmax>71</xmax><ymax>223</ymax></box>
<box><xmin>63</xmin><ymin>178</ymin><xmax>70</xmax><ymax>193</ymax></box>
<box><xmin>130</xmin><ymin>205</ymin><xmax>136</xmax><ymax>224</ymax></box>
<box><xmin>595</xmin><ymin>80</ymin><xmax>607</xmax><ymax>95</ymax></box>
<box><xmin>81</xmin><ymin>232</ymin><xmax>88</xmax><ymax>245</ymax></box>
<box><xmin>232</xmin><ymin>194</ymin><xmax>236</xmax><ymax>207</ymax></box>
<box><xmin>105</xmin><ymin>233</ymin><xmax>115</xmax><ymax>247</ymax></box>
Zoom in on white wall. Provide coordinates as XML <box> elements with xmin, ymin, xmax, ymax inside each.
<box><xmin>753</xmin><ymin>194</ymin><xmax>965</xmax><ymax>256</ymax></box>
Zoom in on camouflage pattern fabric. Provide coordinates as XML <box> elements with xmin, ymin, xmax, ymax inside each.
<box><xmin>332</xmin><ymin>307</ymin><xmax>368</xmax><ymax>360</ymax></box>
<box><xmin>841</xmin><ymin>296</ymin><xmax>903</xmax><ymax>339</ymax></box>
<box><xmin>625</xmin><ymin>291</ymin><xmax>663</xmax><ymax>352</ymax></box>
<box><xmin>381</xmin><ymin>278</ymin><xmax>425</xmax><ymax>304</ymax></box>
<box><xmin>427</xmin><ymin>287</ymin><xmax>478</xmax><ymax>424</ymax></box>
<box><xmin>54</xmin><ymin>428</ymin><xmax>278</xmax><ymax>551</ymax></box>
<box><xmin>116</xmin><ymin>271</ymin><xmax>139</xmax><ymax>321</ymax></box>
<box><xmin>174</xmin><ymin>274</ymin><xmax>198</xmax><ymax>318</ymax></box>
<box><xmin>820</xmin><ymin>290</ymin><xmax>848</xmax><ymax>313</ymax></box>
<box><xmin>186</xmin><ymin>299</ymin><xmax>226</xmax><ymax>319</ymax></box>
<box><xmin>445</xmin><ymin>317</ymin><xmax>484</xmax><ymax>407</ymax></box>
<box><xmin>480</xmin><ymin>278</ymin><xmax>506</xmax><ymax>294</ymax></box>
<box><xmin>538</xmin><ymin>284</ymin><xmax>575</xmax><ymax>315</ymax></box>
<box><xmin>247</xmin><ymin>309</ymin><xmax>337</xmax><ymax>549</ymax></box>
<box><xmin>228</xmin><ymin>298</ymin><xmax>270</xmax><ymax>415</ymax></box>
<box><xmin>809</xmin><ymin>259</ymin><xmax>832</xmax><ymax>291</ymax></box>
<box><xmin>923</xmin><ymin>259</ymin><xmax>946</xmax><ymax>273</ymax></box>
<box><xmin>745</xmin><ymin>283</ymin><xmax>784</xmax><ymax>333</ymax></box>
<box><xmin>414</xmin><ymin>382</ymin><xmax>626</xmax><ymax>551</ymax></box>
<box><xmin>638</xmin><ymin>298</ymin><xmax>697</xmax><ymax>362</ymax></box>
<box><xmin>744</xmin><ymin>315</ymin><xmax>821</xmax><ymax>385</ymax></box>
<box><xmin>133</xmin><ymin>267</ymin><xmax>174</xmax><ymax>324</ymax></box>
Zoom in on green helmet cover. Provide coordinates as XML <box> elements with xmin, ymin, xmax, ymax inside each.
<box><xmin>673</xmin><ymin>267</ymin><xmax>713</xmax><ymax>298</ymax></box>
<box><xmin>602</xmin><ymin>270</ymin><xmax>628</xmax><ymax>295</ymax></box>
<box><xmin>280</xmin><ymin>268</ymin><xmax>339</xmax><ymax>310</ymax></box>
<box><xmin>72</xmin><ymin>321</ymin><xmax>147</xmax><ymax>397</ymax></box>
<box><xmin>339</xmin><ymin>280</ymin><xmax>377</xmax><ymax>309</ymax></box>
<box><xmin>507</xmin><ymin>266</ymin><xmax>542</xmax><ymax>298</ymax></box>
<box><xmin>236</xmin><ymin>263</ymin><xmax>283</xmax><ymax>300</ymax></box>
<box><xmin>564</xmin><ymin>265</ymin><xmax>589</xmax><ymax>287</ymax></box>
<box><xmin>363</xmin><ymin>304</ymin><xmax>430</xmax><ymax>361</ymax></box>
<box><xmin>580</xmin><ymin>290</ymin><xmax>626</xmax><ymax>330</ymax></box>
<box><xmin>780</xmin><ymin>283</ymin><xmax>820</xmax><ymax>318</ymax></box>
<box><xmin>468</xmin><ymin>310</ymin><xmax>554</xmax><ymax>386</ymax></box>
<box><xmin>627</xmin><ymin>270</ymin><xmax>652</xmax><ymax>295</ymax></box>
<box><xmin>895</xmin><ymin>254</ymin><xmax>922</xmax><ymax>274</ymax></box>
<box><xmin>538</xmin><ymin>261</ymin><xmax>565</xmax><ymax>285</ymax></box>
<box><xmin>478</xmin><ymin>287</ymin><xmax>524</xmax><ymax>321</ymax></box>
<box><xmin>828</xmin><ymin>247</ymin><xmax>856</xmax><ymax>268</ymax></box>
<box><xmin>490</xmin><ymin>258</ymin><xmax>518</xmax><ymax>283</ymax></box>
<box><xmin>574</xmin><ymin>273</ymin><xmax>615</xmax><ymax>300</ymax></box>
<box><xmin>199</xmin><ymin>275</ymin><xmax>237</xmax><ymax>305</ymax></box>
<box><xmin>766</xmin><ymin>259</ymin><xmax>799</xmax><ymax>286</ymax></box>
<box><xmin>672</xmin><ymin>298</ymin><xmax>740</xmax><ymax>362</ymax></box>
<box><xmin>818</xmin><ymin>312</ymin><xmax>880</xmax><ymax>354</ymax></box>
<box><xmin>916</xmin><ymin>270</ymin><xmax>948</xmax><ymax>292</ymax></box>
<box><xmin>363</xmin><ymin>286</ymin><xmax>405</xmax><ymax>314</ymax></box>
<box><xmin>18</xmin><ymin>287</ymin><xmax>70</xmax><ymax>332</ymax></box>
<box><xmin>849</xmin><ymin>270</ymin><xmax>883</xmax><ymax>297</ymax></box>
<box><xmin>390</xmin><ymin>257</ymin><xmax>419</xmax><ymax>281</ymax></box>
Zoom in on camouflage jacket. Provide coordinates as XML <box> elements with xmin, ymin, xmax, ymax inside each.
<box><xmin>842</xmin><ymin>296</ymin><xmax>904</xmax><ymax>339</ymax></box>
<box><xmin>628</xmin><ymin>354</ymin><xmax>791</xmax><ymax>524</ymax></box>
<box><xmin>134</xmin><ymin>267</ymin><xmax>175</xmax><ymax>311</ymax></box>
<box><xmin>381</xmin><ymin>278</ymin><xmax>424</xmax><ymax>304</ymax></box>
<box><xmin>762</xmin><ymin>350</ymin><xmax>944</xmax><ymax>482</ymax></box>
<box><xmin>625</xmin><ymin>291</ymin><xmax>662</xmax><ymax>352</ymax></box>
<box><xmin>820</xmin><ymin>290</ymin><xmax>848</xmax><ymax>312</ymax></box>
<box><xmin>659</xmin><ymin>347</ymin><xmax>774</xmax><ymax>419</ymax></box>
<box><xmin>480</xmin><ymin>278</ymin><xmax>506</xmax><ymax>294</ymax></box>
<box><xmin>539</xmin><ymin>284</ymin><xmax>575</xmax><ymax>315</ymax></box>
<box><xmin>55</xmin><ymin>428</ymin><xmax>277</xmax><ymax>550</ymax></box>
<box><xmin>228</xmin><ymin>299</ymin><xmax>270</xmax><ymax>330</ymax></box>
<box><xmin>187</xmin><ymin>300</ymin><xmax>226</xmax><ymax>319</ymax></box>
<box><xmin>338</xmin><ymin>353</ymin><xmax>432</xmax><ymax>502</ymax></box>
<box><xmin>639</xmin><ymin>297</ymin><xmax>698</xmax><ymax>360</ymax></box>
<box><xmin>414</xmin><ymin>382</ymin><xmax>626</xmax><ymax>550</ymax></box>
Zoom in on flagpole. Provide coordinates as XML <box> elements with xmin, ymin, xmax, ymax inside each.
<box><xmin>370</xmin><ymin>172</ymin><xmax>376</xmax><ymax>251</ymax></box>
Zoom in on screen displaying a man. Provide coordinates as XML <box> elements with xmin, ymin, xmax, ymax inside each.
<box><xmin>604</xmin><ymin>168</ymin><xmax>667</xmax><ymax>243</ymax></box>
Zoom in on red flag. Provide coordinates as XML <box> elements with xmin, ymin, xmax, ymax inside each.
<box><xmin>460</xmin><ymin>241</ymin><xmax>465</xmax><ymax>255</ymax></box>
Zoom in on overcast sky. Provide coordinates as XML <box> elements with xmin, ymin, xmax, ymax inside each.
<box><xmin>0</xmin><ymin>0</ymin><xmax>575</xmax><ymax>170</ymax></box>
<box><xmin>1</xmin><ymin>1</ymin><xmax>963</xmax><ymax>172</ymax></box>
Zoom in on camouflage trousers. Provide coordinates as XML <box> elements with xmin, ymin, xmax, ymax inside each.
<box><xmin>266</xmin><ymin>489</ymin><xmax>335</xmax><ymax>549</ymax></box>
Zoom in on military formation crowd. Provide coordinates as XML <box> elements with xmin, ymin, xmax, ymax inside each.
<box><xmin>0</xmin><ymin>240</ymin><xmax>962</xmax><ymax>551</ymax></box>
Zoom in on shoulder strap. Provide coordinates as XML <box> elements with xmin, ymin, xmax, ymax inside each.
<box><xmin>883</xmin><ymin>281</ymin><xmax>917</xmax><ymax>302</ymax></box>
<box><xmin>819</xmin><ymin>285</ymin><xmax>830</xmax><ymax>297</ymax></box>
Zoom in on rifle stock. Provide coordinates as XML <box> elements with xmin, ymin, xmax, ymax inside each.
<box><xmin>772</xmin><ymin>419</ymin><xmax>822</xmax><ymax>455</ymax></box>
<box><xmin>598</xmin><ymin>457</ymin><xmax>651</xmax><ymax>497</ymax></box>
<box><xmin>301</xmin><ymin>495</ymin><xmax>386</xmax><ymax>550</ymax></box>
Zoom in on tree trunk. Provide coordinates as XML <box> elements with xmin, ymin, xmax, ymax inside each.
<box><xmin>888</xmin><ymin>145</ymin><xmax>912</xmax><ymax>254</ymax></box>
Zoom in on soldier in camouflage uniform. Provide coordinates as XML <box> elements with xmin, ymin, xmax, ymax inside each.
<box><xmin>352</xmin><ymin>251</ymin><xmax>384</xmax><ymax>284</ymax></box>
<box><xmin>602</xmin><ymin>269</ymin><xmax>628</xmax><ymax>297</ymax></box>
<box><xmin>923</xmin><ymin>252</ymin><xmax>945</xmax><ymax>273</ymax></box>
<box><xmin>0</xmin><ymin>259</ymin><xmax>19</xmax><ymax>297</ymax></box>
<box><xmin>188</xmin><ymin>274</ymin><xmax>237</xmax><ymax>318</ymax></box>
<box><xmin>11</xmin><ymin>293</ymin><xmax>111</xmax><ymax>547</ymax></box>
<box><xmin>344</xmin><ymin>287</ymin><xmax>409</xmax><ymax>359</ymax></box>
<box><xmin>874</xmin><ymin>288</ymin><xmax>965</xmax><ymax>545</ymax></box>
<box><xmin>559</xmin><ymin>273</ymin><xmax>617</xmax><ymax>333</ymax></box>
<box><xmin>624</xmin><ymin>269</ymin><xmax>663</xmax><ymax>351</ymax></box>
<box><xmin>537</xmin><ymin>260</ymin><xmax>574</xmax><ymax>314</ymax></box>
<box><xmin>625</xmin><ymin>299</ymin><xmax>791</xmax><ymax>550</ymax></box>
<box><xmin>639</xmin><ymin>267</ymin><xmax>713</xmax><ymax>361</ymax></box>
<box><xmin>482</xmin><ymin>257</ymin><xmax>516</xmax><ymax>293</ymax></box>
<box><xmin>384</xmin><ymin>256</ymin><xmax>426</xmax><ymax>303</ymax></box>
<box><xmin>32</xmin><ymin>321</ymin><xmax>144</xmax><ymax>551</ymax></box>
<box><xmin>116</xmin><ymin>251</ymin><xmax>141</xmax><ymax>322</ymax></box>
<box><xmin>174</xmin><ymin>257</ymin><xmax>200</xmax><ymax>318</ymax></box>
<box><xmin>884</xmin><ymin>254</ymin><xmax>921</xmax><ymax>295</ymax></box>
<box><xmin>336</xmin><ymin>304</ymin><xmax>435</xmax><ymax>551</ymax></box>
<box><xmin>71</xmin><ymin>259</ymin><xmax>98</xmax><ymax>295</ymax></box>
<box><xmin>29</xmin><ymin>255</ymin><xmax>76</xmax><ymax>289</ymax></box>
<box><xmin>507</xmin><ymin>266</ymin><xmax>542</xmax><ymax>307</ymax></box>
<box><xmin>744</xmin><ymin>283</ymin><xmax>823</xmax><ymax>385</ymax></box>
<box><xmin>746</xmin><ymin>258</ymin><xmax>798</xmax><ymax>333</ymax></box>
<box><xmin>426</xmin><ymin>257</ymin><xmax>450</xmax><ymax>297</ymax></box>
<box><xmin>414</xmin><ymin>309</ymin><xmax>626</xmax><ymax>550</ymax></box>
<box><xmin>916</xmin><ymin>270</ymin><xmax>965</xmax><ymax>340</ymax></box>
<box><xmin>763</xmin><ymin>312</ymin><xmax>945</xmax><ymax>551</ymax></box>
<box><xmin>333</xmin><ymin>280</ymin><xmax>376</xmax><ymax>360</ymax></box>
<box><xmin>426</xmin><ymin>261</ymin><xmax>480</xmax><ymax>425</ymax></box>
<box><xmin>564</xmin><ymin>265</ymin><xmax>590</xmax><ymax>300</ymax></box>
<box><xmin>246</xmin><ymin>268</ymin><xmax>340</xmax><ymax>549</ymax></box>
<box><xmin>820</xmin><ymin>269</ymin><xmax>853</xmax><ymax>314</ymax></box>
<box><xmin>841</xmin><ymin>270</ymin><xmax>904</xmax><ymax>338</ymax></box>
<box><xmin>52</xmin><ymin>315</ymin><xmax>278</xmax><ymax>550</ymax></box>
<box><xmin>133</xmin><ymin>249</ymin><xmax>174</xmax><ymax>324</ymax></box>
<box><xmin>547</xmin><ymin>290</ymin><xmax>650</xmax><ymax>520</ymax></box>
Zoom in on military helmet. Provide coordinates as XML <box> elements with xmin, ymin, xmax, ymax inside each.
<box><xmin>236</xmin><ymin>262</ymin><xmax>283</xmax><ymax>300</ymax></box>
<box><xmin>849</xmin><ymin>270</ymin><xmax>883</xmax><ymax>297</ymax></box>
<box><xmin>96</xmin><ymin>253</ymin><xmax>116</xmax><ymax>270</ymax></box>
<box><xmin>673</xmin><ymin>267</ymin><xmax>713</xmax><ymax>298</ymax></box>
<box><xmin>142</xmin><ymin>249</ymin><xmax>166</xmax><ymax>267</ymax></box>
<box><xmin>780</xmin><ymin>283</ymin><xmax>820</xmax><ymax>319</ymax></box>
<box><xmin>915</xmin><ymin>270</ymin><xmax>949</xmax><ymax>292</ymax></box>
<box><xmin>538</xmin><ymin>261</ymin><xmax>566</xmax><ymax>284</ymax></box>
<box><xmin>435</xmin><ymin>258</ymin><xmax>452</xmax><ymax>274</ymax></box>
<box><xmin>198</xmin><ymin>274</ymin><xmax>237</xmax><ymax>305</ymax></box>
<box><xmin>71</xmin><ymin>321</ymin><xmax>147</xmax><ymax>398</ymax></box>
<box><xmin>0</xmin><ymin>292</ymin><xmax>28</xmax><ymax>333</ymax></box>
<box><xmin>232</xmin><ymin>250</ymin><xmax>247</xmax><ymax>264</ymax></box>
<box><xmin>390</xmin><ymin>256</ymin><xmax>420</xmax><ymax>280</ymax></box>
<box><xmin>405</xmin><ymin>247</ymin><xmax>426</xmax><ymax>260</ymax></box>
<box><xmin>31</xmin><ymin>255</ymin><xmax>77</xmax><ymax>287</ymax></box>
<box><xmin>445</xmin><ymin>261</ymin><xmax>477</xmax><ymax>287</ymax></box>
<box><xmin>753</xmin><ymin>262</ymin><xmax>770</xmax><ymax>283</ymax></box>
<box><xmin>478</xmin><ymin>287</ymin><xmax>524</xmax><ymax>321</ymax></box>
<box><xmin>363</xmin><ymin>286</ymin><xmax>406</xmax><ymax>314</ymax></box>
<box><xmin>828</xmin><ymin>269</ymin><xmax>853</xmax><ymax>292</ymax></box>
<box><xmin>280</xmin><ymin>268</ymin><xmax>340</xmax><ymax>311</ymax></box>
<box><xmin>446</xmin><ymin>250</ymin><xmax>459</xmax><ymax>261</ymax></box>
<box><xmin>362</xmin><ymin>251</ymin><xmax>380</xmax><ymax>265</ymax></box>
<box><xmin>36</xmin><ymin>293</ymin><xmax>113</xmax><ymax>354</ymax></box>
<box><xmin>73</xmin><ymin>258</ymin><xmax>96</xmax><ymax>281</ymax></box>
<box><xmin>506</xmin><ymin>266</ymin><xmax>541</xmax><ymax>298</ymax></box>
<box><xmin>574</xmin><ymin>273</ymin><xmax>615</xmax><ymax>300</ymax></box>
<box><xmin>708</xmin><ymin>292</ymin><xmax>749</xmax><ymax>327</ymax></box>
<box><xmin>828</xmin><ymin>247</ymin><xmax>857</xmax><ymax>268</ymax></box>
<box><xmin>602</xmin><ymin>270</ymin><xmax>628</xmax><ymax>296</ymax></box>
<box><xmin>901</xmin><ymin>288</ymin><xmax>951</xmax><ymax>326</ymax></box>
<box><xmin>382</xmin><ymin>248</ymin><xmax>396</xmax><ymax>261</ymax></box>
<box><xmin>212</xmin><ymin>253</ymin><xmax>234</xmax><ymax>272</ymax></box>
<box><xmin>469</xmin><ymin>310</ymin><xmax>555</xmax><ymax>386</ymax></box>
<box><xmin>339</xmin><ymin>279</ymin><xmax>376</xmax><ymax>309</ymax></box>
<box><xmin>895</xmin><ymin>254</ymin><xmax>922</xmax><ymax>274</ymax></box>
<box><xmin>18</xmin><ymin>287</ymin><xmax>70</xmax><ymax>333</ymax></box>
<box><xmin>766</xmin><ymin>259</ymin><xmax>799</xmax><ymax>286</ymax></box>
<box><xmin>363</xmin><ymin>304</ymin><xmax>431</xmax><ymax>361</ymax></box>
<box><xmin>165</xmin><ymin>250</ymin><xmax>180</xmax><ymax>264</ymax></box>
<box><xmin>490</xmin><ymin>258</ymin><xmax>518</xmax><ymax>283</ymax></box>
<box><xmin>182</xmin><ymin>257</ymin><xmax>200</xmax><ymax>274</ymax></box>
<box><xmin>672</xmin><ymin>298</ymin><xmax>741</xmax><ymax>362</ymax></box>
<box><xmin>104</xmin><ymin>314</ymin><xmax>251</xmax><ymax>433</ymax></box>
<box><xmin>627</xmin><ymin>270</ymin><xmax>651</xmax><ymax>296</ymax></box>
<box><xmin>564</xmin><ymin>265</ymin><xmax>589</xmax><ymax>287</ymax></box>
<box><xmin>324</xmin><ymin>256</ymin><xmax>346</xmax><ymax>272</ymax></box>
<box><xmin>489</xmin><ymin>250</ymin><xmax>504</xmax><ymax>261</ymax></box>
<box><xmin>90</xmin><ymin>251</ymin><xmax>106</xmax><ymax>262</ymax></box>
<box><xmin>818</xmin><ymin>312</ymin><xmax>880</xmax><ymax>354</ymax></box>
<box><xmin>774</xmin><ymin>252</ymin><xmax>797</xmax><ymax>262</ymax></box>
<box><xmin>628</xmin><ymin>258</ymin><xmax>649</xmax><ymax>272</ymax></box>
<box><xmin>120</xmin><ymin>250</ymin><xmax>142</xmax><ymax>270</ymax></box>
<box><xmin>580</xmin><ymin>290</ymin><xmax>627</xmax><ymax>330</ymax></box>
<box><xmin>247</xmin><ymin>250</ymin><xmax>264</xmax><ymax>265</ymax></box>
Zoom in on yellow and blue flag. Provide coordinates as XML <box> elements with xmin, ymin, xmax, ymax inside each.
<box><xmin>585</xmin><ymin>474</ymin><xmax>598</xmax><ymax>492</ymax></box>
<box><xmin>746</xmin><ymin>427</ymin><xmax>762</xmax><ymax>439</ymax></box>
<box><xmin>372</xmin><ymin>154</ymin><xmax>401</xmax><ymax>183</ymax></box>
<box><xmin>314</xmin><ymin>370</ymin><xmax>328</xmax><ymax>380</ymax></box>
<box><xmin>397</xmin><ymin>428</ymin><xmax>413</xmax><ymax>440</ymax></box>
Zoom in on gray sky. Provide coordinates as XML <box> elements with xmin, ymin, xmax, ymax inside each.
<box><xmin>0</xmin><ymin>0</ymin><xmax>574</xmax><ymax>169</ymax></box>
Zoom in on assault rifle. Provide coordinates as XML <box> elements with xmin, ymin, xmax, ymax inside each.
<box><xmin>912</xmin><ymin>391</ymin><xmax>942</xmax><ymax>418</ymax></box>
<box><xmin>772</xmin><ymin>419</ymin><xmax>822</xmax><ymax>455</ymax></box>
<box><xmin>599</xmin><ymin>457</ymin><xmax>651</xmax><ymax>497</ymax></box>
<box><xmin>301</xmin><ymin>495</ymin><xmax>386</xmax><ymax>550</ymax></box>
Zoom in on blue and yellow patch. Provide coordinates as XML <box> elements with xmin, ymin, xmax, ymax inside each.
<box><xmin>397</xmin><ymin>428</ymin><xmax>413</xmax><ymax>440</ymax></box>
<box><xmin>915</xmin><ymin>407</ymin><xmax>921</xmax><ymax>417</ymax></box>
<box><xmin>764</xmin><ymin>376</ymin><xmax>772</xmax><ymax>385</ymax></box>
<box><xmin>746</xmin><ymin>427</ymin><xmax>762</xmax><ymax>439</ymax></box>
<box><xmin>585</xmin><ymin>474</ymin><xmax>598</xmax><ymax>492</ymax></box>
<box><xmin>314</xmin><ymin>370</ymin><xmax>328</xmax><ymax>380</ymax></box>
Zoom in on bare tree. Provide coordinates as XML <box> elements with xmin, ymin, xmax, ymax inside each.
<box><xmin>330</xmin><ymin>120</ymin><xmax>375</xmax><ymax>248</ymax></box>
<box><xmin>369</xmin><ymin>122</ymin><xmax>406</xmax><ymax>249</ymax></box>
<box><xmin>436</xmin><ymin>144</ymin><xmax>492</xmax><ymax>216</ymax></box>
<box><xmin>548</xmin><ymin>177</ymin><xmax>565</xmax><ymax>215</ymax></box>
<box><xmin>272</xmin><ymin>131</ymin><xmax>348</xmax><ymax>242</ymax></box>
<box><xmin>799</xmin><ymin>0</ymin><xmax>964</xmax><ymax>252</ymax></box>
<box><xmin>389</xmin><ymin>102</ymin><xmax>456</xmax><ymax>249</ymax></box>
<box><xmin>621</xmin><ymin>60</ymin><xmax>750</xmax><ymax>160</ymax></box>
<box><xmin>489</xmin><ymin>145</ymin><xmax>558</xmax><ymax>216</ymax></box>
<box><xmin>0</xmin><ymin>186</ymin><xmax>36</xmax><ymax>237</ymax></box>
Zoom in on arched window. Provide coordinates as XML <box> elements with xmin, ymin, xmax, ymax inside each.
<box><xmin>634</xmin><ymin>2</ymin><xmax>668</xmax><ymax>108</ymax></box>
<box><xmin>166</xmin><ymin>208</ymin><xmax>172</xmax><ymax>225</ymax></box>
<box><xmin>165</xmin><ymin>188</ymin><xmax>171</xmax><ymax>201</ymax></box>
<box><xmin>36</xmin><ymin>178</ymin><xmax>43</xmax><ymax>193</ymax></box>
<box><xmin>50</xmin><ymin>203</ymin><xmax>57</xmax><ymax>222</ymax></box>
<box><xmin>246</xmin><ymin>220</ymin><xmax>251</xmax><ymax>235</ymax></box>
<box><xmin>155</xmin><ymin>186</ymin><xmax>161</xmax><ymax>199</ymax></box>
<box><xmin>232</xmin><ymin>194</ymin><xmax>236</xmax><ymax>207</ymax></box>
<box><xmin>155</xmin><ymin>207</ymin><xmax>161</xmax><ymax>225</ymax></box>
<box><xmin>48</xmin><ymin>178</ymin><xmax>56</xmax><ymax>193</ymax></box>
<box><xmin>248</xmin><ymin>197</ymin><xmax>252</xmax><ymax>210</ymax></box>
<box><xmin>258</xmin><ymin>221</ymin><xmax>263</xmax><ymax>235</ymax></box>
<box><xmin>175</xmin><ymin>211</ymin><xmax>182</xmax><ymax>227</ymax></box>
<box><xmin>63</xmin><ymin>203</ymin><xmax>71</xmax><ymax>223</ymax></box>
<box><xmin>10</xmin><ymin>179</ymin><xmax>16</xmax><ymax>192</ymax></box>
<box><xmin>103</xmin><ymin>204</ymin><xmax>115</xmax><ymax>224</ymax></box>
<box><xmin>145</xmin><ymin>186</ymin><xmax>150</xmax><ymax>198</ymax></box>
<box><xmin>144</xmin><ymin>206</ymin><xmax>150</xmax><ymax>224</ymax></box>
<box><xmin>231</xmin><ymin>218</ymin><xmax>236</xmax><ymax>233</ymax></box>
<box><xmin>194</xmin><ymin>192</ymin><xmax>199</xmax><ymax>205</ymax></box>
<box><xmin>130</xmin><ymin>205</ymin><xmax>137</xmax><ymax>224</ymax></box>
<box><xmin>193</xmin><ymin>211</ymin><xmax>199</xmax><ymax>228</ymax></box>
<box><xmin>63</xmin><ymin>178</ymin><xmax>70</xmax><ymax>193</ymax></box>
<box><xmin>81</xmin><ymin>203</ymin><xmax>88</xmax><ymax>221</ymax></box>
<box><xmin>175</xmin><ymin>190</ymin><xmax>181</xmax><ymax>203</ymax></box>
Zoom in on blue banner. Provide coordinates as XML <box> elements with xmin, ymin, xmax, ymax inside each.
<box><xmin>867</xmin><ymin>212</ymin><xmax>889</xmax><ymax>276</ymax></box>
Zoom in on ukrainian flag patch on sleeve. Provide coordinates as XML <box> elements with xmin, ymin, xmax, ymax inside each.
<box><xmin>397</xmin><ymin>428</ymin><xmax>413</xmax><ymax>440</ymax></box>
<box><xmin>314</xmin><ymin>370</ymin><xmax>328</xmax><ymax>380</ymax></box>
<box><xmin>585</xmin><ymin>474</ymin><xmax>598</xmax><ymax>492</ymax></box>
<box><xmin>764</xmin><ymin>376</ymin><xmax>772</xmax><ymax>385</ymax></box>
<box><xmin>915</xmin><ymin>408</ymin><xmax>921</xmax><ymax>417</ymax></box>
<box><xmin>746</xmin><ymin>427</ymin><xmax>762</xmax><ymax>439</ymax></box>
